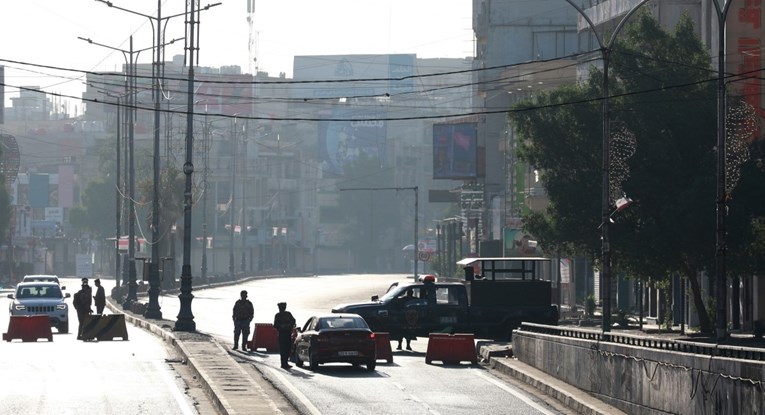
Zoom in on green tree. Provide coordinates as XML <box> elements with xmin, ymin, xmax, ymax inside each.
<box><xmin>0</xmin><ymin>139</ymin><xmax>11</xmax><ymax>242</ymax></box>
<box><xmin>136</xmin><ymin>165</ymin><xmax>185</xmax><ymax>264</ymax></box>
<box><xmin>509</xmin><ymin>11</ymin><xmax>761</xmax><ymax>333</ymax></box>
<box><xmin>0</xmin><ymin>173</ymin><xmax>10</xmax><ymax>243</ymax></box>
<box><xmin>69</xmin><ymin>179</ymin><xmax>116</xmax><ymax>239</ymax></box>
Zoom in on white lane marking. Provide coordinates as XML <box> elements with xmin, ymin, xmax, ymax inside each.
<box><xmin>267</xmin><ymin>366</ymin><xmax>322</xmax><ymax>415</ymax></box>
<box><xmin>155</xmin><ymin>360</ymin><xmax>196</xmax><ymax>415</ymax></box>
<box><xmin>476</xmin><ymin>371</ymin><xmax>556</xmax><ymax>415</ymax></box>
<box><xmin>389</xmin><ymin>380</ymin><xmax>438</xmax><ymax>414</ymax></box>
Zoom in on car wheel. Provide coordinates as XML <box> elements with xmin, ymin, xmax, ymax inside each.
<box><xmin>366</xmin><ymin>361</ymin><xmax>376</xmax><ymax>371</ymax></box>
<box><xmin>59</xmin><ymin>322</ymin><xmax>69</xmax><ymax>334</ymax></box>
<box><xmin>308</xmin><ymin>348</ymin><xmax>318</xmax><ymax>371</ymax></box>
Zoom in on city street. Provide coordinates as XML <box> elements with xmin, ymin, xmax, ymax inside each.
<box><xmin>156</xmin><ymin>273</ymin><xmax>571</xmax><ymax>415</ymax></box>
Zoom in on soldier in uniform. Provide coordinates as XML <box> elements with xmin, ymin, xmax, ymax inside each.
<box><xmin>273</xmin><ymin>302</ymin><xmax>296</xmax><ymax>369</ymax></box>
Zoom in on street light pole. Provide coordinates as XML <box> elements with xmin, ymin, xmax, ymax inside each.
<box><xmin>240</xmin><ymin>121</ymin><xmax>248</xmax><ymax>274</ymax></box>
<box><xmin>201</xmin><ymin>107</ymin><xmax>209</xmax><ymax>282</ymax></box>
<box><xmin>78</xmin><ymin>35</ymin><xmax>153</xmax><ymax>308</ymax></box>
<box><xmin>146</xmin><ymin>0</ymin><xmax>165</xmax><ymax>320</ymax></box>
<box><xmin>97</xmin><ymin>0</ymin><xmax>219</xmax><ymax>321</ymax></box>
<box><xmin>564</xmin><ymin>0</ymin><xmax>650</xmax><ymax>332</ymax></box>
<box><xmin>175</xmin><ymin>0</ymin><xmax>202</xmax><ymax>332</ymax></box>
<box><xmin>229</xmin><ymin>116</ymin><xmax>238</xmax><ymax>280</ymax></box>
<box><xmin>712</xmin><ymin>0</ymin><xmax>733</xmax><ymax>341</ymax></box>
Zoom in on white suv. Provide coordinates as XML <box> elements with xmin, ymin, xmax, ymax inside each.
<box><xmin>8</xmin><ymin>282</ymin><xmax>71</xmax><ymax>333</ymax></box>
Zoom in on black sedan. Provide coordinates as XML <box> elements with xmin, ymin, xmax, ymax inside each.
<box><xmin>293</xmin><ymin>313</ymin><xmax>377</xmax><ymax>371</ymax></box>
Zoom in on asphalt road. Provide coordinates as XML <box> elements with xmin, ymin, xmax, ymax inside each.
<box><xmin>156</xmin><ymin>273</ymin><xmax>568</xmax><ymax>415</ymax></box>
<box><xmin>0</xmin><ymin>277</ymin><xmax>211</xmax><ymax>415</ymax></box>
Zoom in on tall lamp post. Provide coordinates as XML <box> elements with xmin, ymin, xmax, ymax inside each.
<box><xmin>176</xmin><ymin>0</ymin><xmax>221</xmax><ymax>332</ymax></box>
<box><xmin>240</xmin><ymin>121</ymin><xmax>248</xmax><ymax>274</ymax></box>
<box><xmin>78</xmin><ymin>35</ymin><xmax>154</xmax><ymax>308</ymax></box>
<box><xmin>564</xmin><ymin>0</ymin><xmax>650</xmax><ymax>332</ymax></box>
<box><xmin>229</xmin><ymin>116</ymin><xmax>239</xmax><ymax>280</ymax></box>
<box><xmin>201</xmin><ymin>107</ymin><xmax>210</xmax><ymax>282</ymax></box>
<box><xmin>96</xmin><ymin>0</ymin><xmax>219</xmax><ymax>321</ymax></box>
<box><xmin>711</xmin><ymin>0</ymin><xmax>733</xmax><ymax>341</ymax></box>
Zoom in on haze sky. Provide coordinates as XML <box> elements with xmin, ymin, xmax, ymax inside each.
<box><xmin>0</xmin><ymin>0</ymin><xmax>474</xmax><ymax>110</ymax></box>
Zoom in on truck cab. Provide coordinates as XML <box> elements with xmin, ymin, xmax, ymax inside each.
<box><xmin>333</xmin><ymin>281</ymin><xmax>470</xmax><ymax>338</ymax></box>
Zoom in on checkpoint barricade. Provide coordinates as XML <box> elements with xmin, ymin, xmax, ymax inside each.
<box><xmin>425</xmin><ymin>333</ymin><xmax>478</xmax><ymax>365</ymax></box>
<box><xmin>81</xmin><ymin>314</ymin><xmax>129</xmax><ymax>341</ymax></box>
<box><xmin>247</xmin><ymin>323</ymin><xmax>280</xmax><ymax>352</ymax></box>
<box><xmin>374</xmin><ymin>332</ymin><xmax>393</xmax><ymax>363</ymax></box>
<box><xmin>3</xmin><ymin>315</ymin><xmax>53</xmax><ymax>342</ymax></box>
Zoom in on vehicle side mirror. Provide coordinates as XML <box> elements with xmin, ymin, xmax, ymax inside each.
<box><xmin>371</xmin><ymin>295</ymin><xmax>379</xmax><ymax>301</ymax></box>
<box><xmin>61</xmin><ymin>286</ymin><xmax>66</xmax><ymax>290</ymax></box>
<box><xmin>295</xmin><ymin>327</ymin><xmax>302</xmax><ymax>333</ymax></box>
<box><xmin>65</xmin><ymin>293</ymin><xmax>71</xmax><ymax>298</ymax></box>
<box><xmin>7</xmin><ymin>294</ymin><xmax>13</xmax><ymax>299</ymax></box>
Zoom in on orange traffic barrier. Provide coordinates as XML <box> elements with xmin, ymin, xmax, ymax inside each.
<box><xmin>247</xmin><ymin>323</ymin><xmax>279</xmax><ymax>352</ymax></box>
<box><xmin>425</xmin><ymin>333</ymin><xmax>478</xmax><ymax>365</ymax></box>
<box><xmin>3</xmin><ymin>315</ymin><xmax>53</xmax><ymax>342</ymax></box>
<box><xmin>374</xmin><ymin>332</ymin><xmax>393</xmax><ymax>363</ymax></box>
<box><xmin>81</xmin><ymin>314</ymin><xmax>129</xmax><ymax>341</ymax></box>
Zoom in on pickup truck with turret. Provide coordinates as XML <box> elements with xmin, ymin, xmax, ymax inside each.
<box><xmin>331</xmin><ymin>278</ymin><xmax>558</xmax><ymax>340</ymax></box>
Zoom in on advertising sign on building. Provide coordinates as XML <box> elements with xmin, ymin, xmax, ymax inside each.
<box><xmin>433</xmin><ymin>122</ymin><xmax>478</xmax><ymax>180</ymax></box>
<box><xmin>318</xmin><ymin>107</ymin><xmax>388</xmax><ymax>175</ymax></box>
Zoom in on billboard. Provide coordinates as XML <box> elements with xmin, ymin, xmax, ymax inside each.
<box><xmin>433</xmin><ymin>122</ymin><xmax>478</xmax><ymax>179</ymax></box>
<box><xmin>318</xmin><ymin>108</ymin><xmax>387</xmax><ymax>175</ymax></box>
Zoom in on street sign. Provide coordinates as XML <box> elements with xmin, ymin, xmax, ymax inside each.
<box><xmin>418</xmin><ymin>251</ymin><xmax>430</xmax><ymax>262</ymax></box>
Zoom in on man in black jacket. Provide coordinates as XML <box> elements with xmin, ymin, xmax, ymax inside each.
<box><xmin>232</xmin><ymin>290</ymin><xmax>254</xmax><ymax>351</ymax></box>
<box><xmin>73</xmin><ymin>278</ymin><xmax>93</xmax><ymax>340</ymax></box>
<box><xmin>93</xmin><ymin>278</ymin><xmax>106</xmax><ymax>315</ymax></box>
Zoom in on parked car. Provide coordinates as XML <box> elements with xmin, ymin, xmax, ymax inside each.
<box><xmin>21</xmin><ymin>275</ymin><xmax>64</xmax><ymax>290</ymax></box>
<box><xmin>8</xmin><ymin>282</ymin><xmax>70</xmax><ymax>333</ymax></box>
<box><xmin>293</xmin><ymin>313</ymin><xmax>377</xmax><ymax>371</ymax></box>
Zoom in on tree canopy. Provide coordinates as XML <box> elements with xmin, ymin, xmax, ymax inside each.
<box><xmin>510</xmin><ymin>11</ymin><xmax>765</xmax><ymax>333</ymax></box>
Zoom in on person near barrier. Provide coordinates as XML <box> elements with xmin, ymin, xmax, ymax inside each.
<box><xmin>232</xmin><ymin>290</ymin><xmax>254</xmax><ymax>351</ymax></box>
<box><xmin>93</xmin><ymin>278</ymin><xmax>106</xmax><ymax>315</ymax></box>
<box><xmin>73</xmin><ymin>278</ymin><xmax>93</xmax><ymax>340</ymax></box>
<box><xmin>273</xmin><ymin>302</ymin><xmax>296</xmax><ymax>369</ymax></box>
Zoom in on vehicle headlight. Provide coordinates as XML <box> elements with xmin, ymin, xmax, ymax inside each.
<box><xmin>13</xmin><ymin>304</ymin><xmax>26</xmax><ymax>311</ymax></box>
<box><xmin>57</xmin><ymin>304</ymin><xmax>67</xmax><ymax>310</ymax></box>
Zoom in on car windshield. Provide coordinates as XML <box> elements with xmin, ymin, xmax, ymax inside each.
<box><xmin>379</xmin><ymin>285</ymin><xmax>412</xmax><ymax>303</ymax></box>
<box><xmin>319</xmin><ymin>317</ymin><xmax>368</xmax><ymax>330</ymax></box>
<box><xmin>16</xmin><ymin>285</ymin><xmax>63</xmax><ymax>299</ymax></box>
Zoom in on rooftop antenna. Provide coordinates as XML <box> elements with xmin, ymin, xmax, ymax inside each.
<box><xmin>247</xmin><ymin>0</ymin><xmax>259</xmax><ymax>74</ymax></box>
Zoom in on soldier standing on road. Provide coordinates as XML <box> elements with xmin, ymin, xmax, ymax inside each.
<box><xmin>73</xmin><ymin>278</ymin><xmax>93</xmax><ymax>340</ymax></box>
<box><xmin>273</xmin><ymin>302</ymin><xmax>296</xmax><ymax>369</ymax></box>
<box><xmin>232</xmin><ymin>290</ymin><xmax>254</xmax><ymax>351</ymax></box>
<box><xmin>93</xmin><ymin>278</ymin><xmax>106</xmax><ymax>315</ymax></box>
